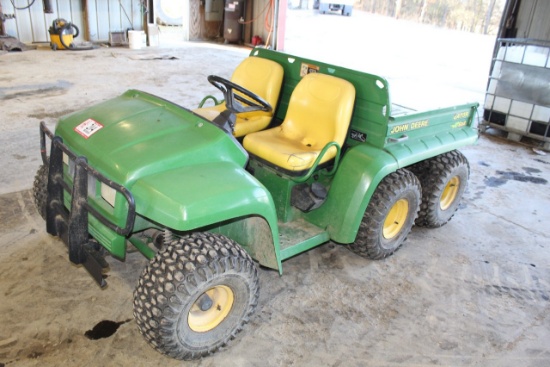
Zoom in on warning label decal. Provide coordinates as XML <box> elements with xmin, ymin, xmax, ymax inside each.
<box><xmin>74</xmin><ymin>118</ymin><xmax>104</xmax><ymax>139</ymax></box>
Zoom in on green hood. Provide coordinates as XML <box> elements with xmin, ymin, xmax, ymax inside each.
<box><xmin>55</xmin><ymin>89</ymin><xmax>248</xmax><ymax>187</ymax></box>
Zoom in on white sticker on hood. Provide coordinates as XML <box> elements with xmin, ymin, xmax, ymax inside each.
<box><xmin>75</xmin><ymin>118</ymin><xmax>104</xmax><ymax>139</ymax></box>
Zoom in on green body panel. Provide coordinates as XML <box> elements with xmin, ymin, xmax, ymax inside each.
<box><xmin>55</xmin><ymin>90</ymin><xmax>248</xmax><ymax>186</ymax></box>
<box><xmin>385</xmin><ymin>103</ymin><xmax>478</xmax><ymax>162</ymax></box>
<box><xmin>207</xmin><ymin>215</ymin><xmax>281</xmax><ymax>272</ymax></box>
<box><xmin>129</xmin><ymin>236</ymin><xmax>156</xmax><ymax>259</ymax></box>
<box><xmin>60</xmin><ymin>168</ymin><xmax>130</xmax><ymax>260</ymax></box>
<box><xmin>304</xmin><ymin>144</ymin><xmax>399</xmax><ymax>243</ymax></box>
<box><xmin>89</xmin><ymin>213</ymin><xmax>127</xmax><ymax>258</ymax></box>
<box><xmin>248</xmin><ymin>160</ymin><xmax>297</xmax><ymax>222</ymax></box>
<box><xmin>278</xmin><ymin>219</ymin><xmax>330</xmax><ymax>260</ymax></box>
<box><xmin>130</xmin><ymin>161</ymin><xmax>278</xmax><ymax>232</ymax></box>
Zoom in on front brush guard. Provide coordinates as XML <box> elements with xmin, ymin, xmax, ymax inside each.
<box><xmin>40</xmin><ymin>122</ymin><xmax>136</xmax><ymax>287</ymax></box>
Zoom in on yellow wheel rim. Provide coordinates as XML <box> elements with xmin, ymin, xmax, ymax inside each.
<box><xmin>383</xmin><ymin>199</ymin><xmax>409</xmax><ymax>239</ymax></box>
<box><xmin>188</xmin><ymin>285</ymin><xmax>234</xmax><ymax>333</ymax></box>
<box><xmin>440</xmin><ymin>176</ymin><xmax>460</xmax><ymax>211</ymax></box>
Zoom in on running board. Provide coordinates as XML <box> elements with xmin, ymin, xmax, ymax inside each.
<box><xmin>279</xmin><ymin>219</ymin><xmax>330</xmax><ymax>260</ymax></box>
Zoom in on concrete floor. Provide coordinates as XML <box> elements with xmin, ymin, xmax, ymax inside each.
<box><xmin>1</xmin><ymin>9</ymin><xmax>550</xmax><ymax>367</ymax></box>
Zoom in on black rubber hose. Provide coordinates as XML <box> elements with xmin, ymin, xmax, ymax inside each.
<box><xmin>59</xmin><ymin>24</ymin><xmax>94</xmax><ymax>51</ymax></box>
<box><xmin>10</xmin><ymin>0</ymin><xmax>35</xmax><ymax>10</ymax></box>
<box><xmin>58</xmin><ymin>26</ymin><xmax>73</xmax><ymax>50</ymax></box>
<box><xmin>71</xmin><ymin>23</ymin><xmax>79</xmax><ymax>39</ymax></box>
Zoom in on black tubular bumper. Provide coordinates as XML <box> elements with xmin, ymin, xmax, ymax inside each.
<box><xmin>40</xmin><ymin>122</ymin><xmax>136</xmax><ymax>287</ymax></box>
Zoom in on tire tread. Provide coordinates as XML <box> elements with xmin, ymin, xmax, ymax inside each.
<box><xmin>409</xmin><ymin>150</ymin><xmax>469</xmax><ymax>228</ymax></box>
<box><xmin>348</xmin><ymin>169</ymin><xmax>421</xmax><ymax>260</ymax></box>
<box><xmin>133</xmin><ymin>232</ymin><xmax>259</xmax><ymax>360</ymax></box>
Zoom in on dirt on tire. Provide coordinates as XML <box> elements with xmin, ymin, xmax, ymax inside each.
<box><xmin>32</xmin><ymin>164</ymin><xmax>48</xmax><ymax>220</ymax></box>
<box><xmin>410</xmin><ymin>150</ymin><xmax>470</xmax><ymax>228</ymax></box>
<box><xmin>348</xmin><ymin>168</ymin><xmax>421</xmax><ymax>260</ymax></box>
<box><xmin>133</xmin><ymin>232</ymin><xmax>260</xmax><ymax>360</ymax></box>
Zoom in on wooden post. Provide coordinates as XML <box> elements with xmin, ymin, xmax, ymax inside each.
<box><xmin>81</xmin><ymin>0</ymin><xmax>91</xmax><ymax>41</ymax></box>
<box><xmin>244</xmin><ymin>0</ymin><xmax>253</xmax><ymax>44</ymax></box>
<box><xmin>143</xmin><ymin>0</ymin><xmax>150</xmax><ymax>42</ymax></box>
<box><xmin>0</xmin><ymin>1</ymin><xmax>6</xmax><ymax>37</ymax></box>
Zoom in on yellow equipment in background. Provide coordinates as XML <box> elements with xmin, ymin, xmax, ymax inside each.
<box><xmin>48</xmin><ymin>19</ymin><xmax>79</xmax><ymax>50</ymax></box>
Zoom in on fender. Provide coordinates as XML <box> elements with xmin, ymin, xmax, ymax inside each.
<box><xmin>308</xmin><ymin>144</ymin><xmax>399</xmax><ymax>243</ymax></box>
<box><xmin>130</xmin><ymin>161</ymin><xmax>282</xmax><ymax>271</ymax></box>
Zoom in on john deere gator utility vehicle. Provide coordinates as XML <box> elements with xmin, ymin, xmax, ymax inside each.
<box><xmin>34</xmin><ymin>48</ymin><xmax>478</xmax><ymax>360</ymax></box>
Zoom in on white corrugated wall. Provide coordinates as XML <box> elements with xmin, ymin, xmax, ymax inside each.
<box><xmin>1</xmin><ymin>0</ymin><xmax>143</xmax><ymax>43</ymax></box>
<box><xmin>86</xmin><ymin>0</ymin><xmax>144</xmax><ymax>42</ymax></box>
<box><xmin>1</xmin><ymin>0</ymin><xmax>83</xmax><ymax>43</ymax></box>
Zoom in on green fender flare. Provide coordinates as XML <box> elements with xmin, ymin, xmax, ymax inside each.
<box><xmin>130</xmin><ymin>161</ymin><xmax>281</xmax><ymax>262</ymax></box>
<box><xmin>310</xmin><ymin>144</ymin><xmax>399</xmax><ymax>244</ymax></box>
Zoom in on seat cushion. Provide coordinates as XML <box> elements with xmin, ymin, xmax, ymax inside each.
<box><xmin>244</xmin><ymin>126</ymin><xmax>324</xmax><ymax>170</ymax></box>
<box><xmin>244</xmin><ymin>73</ymin><xmax>355</xmax><ymax>172</ymax></box>
<box><xmin>194</xmin><ymin>105</ymin><xmax>274</xmax><ymax>138</ymax></box>
<box><xmin>193</xmin><ymin>57</ymin><xmax>283</xmax><ymax>137</ymax></box>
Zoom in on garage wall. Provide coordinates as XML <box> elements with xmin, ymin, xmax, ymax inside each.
<box><xmin>1</xmin><ymin>0</ymin><xmax>83</xmax><ymax>43</ymax></box>
<box><xmin>0</xmin><ymin>0</ymin><xmax>143</xmax><ymax>43</ymax></box>
<box><xmin>250</xmin><ymin>0</ymin><xmax>286</xmax><ymax>49</ymax></box>
<box><xmin>1</xmin><ymin>0</ymin><xmax>283</xmax><ymax>45</ymax></box>
<box><xmin>513</xmin><ymin>0</ymin><xmax>550</xmax><ymax>41</ymax></box>
<box><xmin>85</xmin><ymin>0</ymin><xmax>143</xmax><ymax>41</ymax></box>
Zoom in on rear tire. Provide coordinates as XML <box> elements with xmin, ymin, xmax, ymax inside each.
<box><xmin>410</xmin><ymin>150</ymin><xmax>469</xmax><ymax>228</ymax></box>
<box><xmin>33</xmin><ymin>164</ymin><xmax>48</xmax><ymax>220</ymax></box>
<box><xmin>348</xmin><ymin>169</ymin><xmax>421</xmax><ymax>260</ymax></box>
<box><xmin>133</xmin><ymin>232</ymin><xmax>259</xmax><ymax>360</ymax></box>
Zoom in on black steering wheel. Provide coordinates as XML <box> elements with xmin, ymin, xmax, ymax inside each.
<box><xmin>207</xmin><ymin>75</ymin><xmax>272</xmax><ymax>114</ymax></box>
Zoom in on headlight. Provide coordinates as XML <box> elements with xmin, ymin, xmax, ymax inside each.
<box><xmin>63</xmin><ymin>153</ymin><xmax>76</xmax><ymax>176</ymax></box>
<box><xmin>101</xmin><ymin>183</ymin><xmax>117</xmax><ymax>207</ymax></box>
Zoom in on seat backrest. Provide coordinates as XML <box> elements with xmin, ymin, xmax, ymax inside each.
<box><xmin>231</xmin><ymin>57</ymin><xmax>284</xmax><ymax>117</ymax></box>
<box><xmin>280</xmin><ymin>72</ymin><xmax>355</xmax><ymax>149</ymax></box>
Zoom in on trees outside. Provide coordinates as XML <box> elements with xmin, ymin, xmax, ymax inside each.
<box><xmin>358</xmin><ymin>0</ymin><xmax>504</xmax><ymax>35</ymax></box>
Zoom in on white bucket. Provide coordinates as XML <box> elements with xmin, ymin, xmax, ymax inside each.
<box><xmin>128</xmin><ymin>30</ymin><xmax>144</xmax><ymax>49</ymax></box>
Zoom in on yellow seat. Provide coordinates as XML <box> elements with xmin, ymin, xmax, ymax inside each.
<box><xmin>194</xmin><ymin>57</ymin><xmax>284</xmax><ymax>137</ymax></box>
<box><xmin>243</xmin><ymin>73</ymin><xmax>356</xmax><ymax>172</ymax></box>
